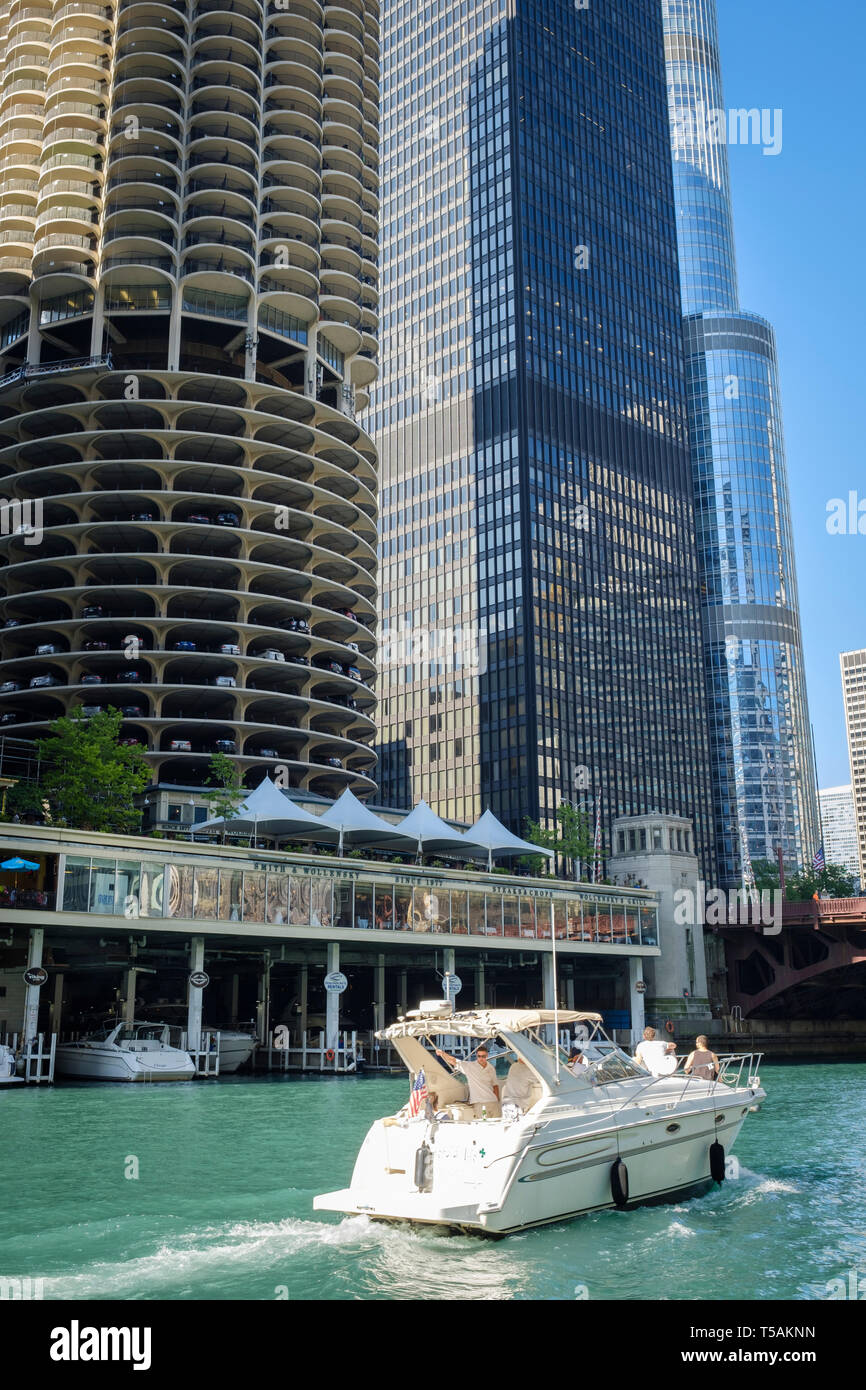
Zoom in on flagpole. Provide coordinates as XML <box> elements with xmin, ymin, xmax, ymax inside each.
<box><xmin>810</xmin><ymin>720</ymin><xmax>825</xmax><ymax>871</ymax></box>
<box><xmin>551</xmin><ymin>900</ymin><xmax>560</xmax><ymax>1084</ymax></box>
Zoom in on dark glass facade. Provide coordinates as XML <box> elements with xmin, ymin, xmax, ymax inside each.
<box><xmin>664</xmin><ymin>0</ymin><xmax>819</xmax><ymax>883</ymax></box>
<box><xmin>371</xmin><ymin>0</ymin><xmax>715</xmax><ymax>877</ymax></box>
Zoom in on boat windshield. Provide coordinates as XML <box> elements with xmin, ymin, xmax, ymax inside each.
<box><xmin>114</xmin><ymin>1024</ymin><xmax>168</xmax><ymax>1045</ymax></box>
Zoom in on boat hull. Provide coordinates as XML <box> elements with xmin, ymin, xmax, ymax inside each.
<box><xmin>55</xmin><ymin>1045</ymin><xmax>195</xmax><ymax>1082</ymax></box>
<box><xmin>213</xmin><ymin>1032</ymin><xmax>256</xmax><ymax>1074</ymax></box>
<box><xmin>315</xmin><ymin>1092</ymin><xmax>761</xmax><ymax>1235</ymax></box>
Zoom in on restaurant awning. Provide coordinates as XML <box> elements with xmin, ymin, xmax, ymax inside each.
<box><xmin>392</xmin><ymin>799</ymin><xmax>482</xmax><ymax>859</ymax></box>
<box><xmin>199</xmin><ymin>777</ymin><xmax>337</xmax><ymax>845</ymax></box>
<box><xmin>463</xmin><ymin>809</ymin><xmax>555</xmax><ymax>871</ymax></box>
<box><xmin>316</xmin><ymin>787</ymin><xmax>407</xmax><ymax>856</ymax></box>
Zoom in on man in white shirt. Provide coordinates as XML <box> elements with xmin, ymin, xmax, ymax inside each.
<box><xmin>436</xmin><ymin>1044</ymin><xmax>500</xmax><ymax>1115</ymax></box>
<box><xmin>634</xmin><ymin>1027</ymin><xmax>677</xmax><ymax>1076</ymax></box>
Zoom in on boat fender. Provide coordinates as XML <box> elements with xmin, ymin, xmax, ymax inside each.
<box><xmin>610</xmin><ymin>1158</ymin><xmax>629</xmax><ymax>1208</ymax></box>
<box><xmin>414</xmin><ymin>1142</ymin><xmax>433</xmax><ymax>1192</ymax></box>
<box><xmin>325</xmin><ymin>1048</ymin><xmax>335</xmax><ymax>1063</ymax></box>
<box><xmin>709</xmin><ymin>1140</ymin><xmax>726</xmax><ymax>1184</ymax></box>
<box><xmin>664</xmin><ymin>1020</ymin><xmax>675</xmax><ymax>1035</ymax></box>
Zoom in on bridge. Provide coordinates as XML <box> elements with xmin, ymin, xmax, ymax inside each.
<box><xmin>719</xmin><ymin>898</ymin><xmax>866</xmax><ymax>1018</ymax></box>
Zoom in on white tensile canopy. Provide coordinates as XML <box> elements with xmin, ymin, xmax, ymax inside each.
<box><xmin>464</xmin><ymin>808</ymin><xmax>555</xmax><ymax>871</ymax></box>
<box><xmin>198</xmin><ymin>781</ymin><xmax>552</xmax><ymax>868</ymax></box>
<box><xmin>199</xmin><ymin>776</ymin><xmax>337</xmax><ymax>844</ymax></box>
<box><xmin>317</xmin><ymin>787</ymin><xmax>407</xmax><ymax>856</ymax></box>
<box><xmin>391</xmin><ymin>799</ymin><xmax>482</xmax><ymax>860</ymax></box>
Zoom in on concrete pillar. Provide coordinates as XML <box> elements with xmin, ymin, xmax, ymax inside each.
<box><xmin>541</xmin><ymin>952</ymin><xmax>555</xmax><ymax>1010</ymax></box>
<box><xmin>325</xmin><ymin>942</ymin><xmax>339</xmax><ymax>1053</ymax></box>
<box><xmin>49</xmin><ymin>971</ymin><xmax>64</xmax><ymax>1037</ymax></box>
<box><xmin>628</xmin><ymin>957</ymin><xmax>646</xmax><ymax>1045</ymax></box>
<box><xmin>256</xmin><ymin>952</ymin><xmax>271</xmax><ymax>1045</ymax></box>
<box><xmin>22</xmin><ymin>927</ymin><xmax>43</xmax><ymax>1045</ymax></box>
<box><xmin>298</xmin><ymin>963</ymin><xmax>308</xmax><ymax>1042</ymax></box>
<box><xmin>397</xmin><ymin>968</ymin><xmax>407</xmax><ymax>1018</ymax></box>
<box><xmin>229</xmin><ymin>973</ymin><xmax>239</xmax><ymax>1026</ymax></box>
<box><xmin>442</xmin><ymin>947</ymin><xmax>456</xmax><ymax>1006</ymax></box>
<box><xmin>374</xmin><ymin>953</ymin><xmax>385</xmax><ymax>1034</ymax></box>
<box><xmin>474</xmin><ymin>960</ymin><xmax>485</xmax><ymax>1007</ymax></box>
<box><xmin>121</xmin><ymin>968</ymin><xmax>137</xmax><ymax>1025</ymax></box>
<box><xmin>565</xmin><ymin>972</ymin><xmax>575</xmax><ymax>1011</ymax></box>
<box><xmin>187</xmin><ymin>936</ymin><xmax>205</xmax><ymax>1053</ymax></box>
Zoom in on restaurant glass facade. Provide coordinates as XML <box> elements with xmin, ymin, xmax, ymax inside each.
<box><xmin>60</xmin><ymin>854</ymin><xmax>658</xmax><ymax>945</ymax></box>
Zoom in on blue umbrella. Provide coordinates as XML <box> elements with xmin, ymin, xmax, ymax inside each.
<box><xmin>1</xmin><ymin>858</ymin><xmax>39</xmax><ymax>871</ymax></box>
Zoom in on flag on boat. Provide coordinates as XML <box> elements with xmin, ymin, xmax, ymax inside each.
<box><xmin>408</xmin><ymin>1068</ymin><xmax>428</xmax><ymax>1117</ymax></box>
<box><xmin>813</xmin><ymin>844</ymin><xmax>826</xmax><ymax>873</ymax></box>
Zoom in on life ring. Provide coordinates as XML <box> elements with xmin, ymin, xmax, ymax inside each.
<box><xmin>610</xmin><ymin>1158</ymin><xmax>629</xmax><ymax>1208</ymax></box>
<box><xmin>325</xmin><ymin>1048</ymin><xmax>335</xmax><ymax>1062</ymax></box>
<box><xmin>665</xmin><ymin>1020</ymin><xmax>675</xmax><ymax>1035</ymax></box>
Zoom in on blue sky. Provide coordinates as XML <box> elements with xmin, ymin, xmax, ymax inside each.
<box><xmin>716</xmin><ymin>0</ymin><xmax>866</xmax><ymax>788</ymax></box>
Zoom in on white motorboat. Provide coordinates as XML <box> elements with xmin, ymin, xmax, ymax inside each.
<box><xmin>55</xmin><ymin>1021</ymin><xmax>196</xmax><ymax>1082</ymax></box>
<box><xmin>211</xmin><ymin>1029</ymin><xmax>256</xmax><ymax>1074</ymax></box>
<box><xmin>314</xmin><ymin>1006</ymin><xmax>765</xmax><ymax>1236</ymax></box>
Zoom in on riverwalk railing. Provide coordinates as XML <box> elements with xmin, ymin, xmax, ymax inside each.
<box><xmin>265</xmin><ymin>1028</ymin><xmax>363</xmax><ymax>1073</ymax></box>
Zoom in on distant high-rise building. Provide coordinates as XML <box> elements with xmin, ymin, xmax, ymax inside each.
<box><xmin>841</xmin><ymin>649</ymin><xmax>866</xmax><ymax>878</ymax></box>
<box><xmin>0</xmin><ymin>0</ymin><xmax>381</xmax><ymax>799</ymax></box>
<box><xmin>818</xmin><ymin>784</ymin><xmax>861</xmax><ymax>884</ymax></box>
<box><xmin>663</xmin><ymin>0</ymin><xmax>819</xmax><ymax>885</ymax></box>
<box><xmin>371</xmin><ymin>0</ymin><xmax>715</xmax><ymax>875</ymax></box>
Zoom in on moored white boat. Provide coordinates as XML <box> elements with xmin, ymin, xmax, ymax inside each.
<box><xmin>55</xmin><ymin>1021</ymin><xmax>196</xmax><ymax>1082</ymax></box>
<box><xmin>211</xmin><ymin>1029</ymin><xmax>256</xmax><ymax>1074</ymax></box>
<box><xmin>314</xmin><ymin>1007</ymin><xmax>765</xmax><ymax>1236</ymax></box>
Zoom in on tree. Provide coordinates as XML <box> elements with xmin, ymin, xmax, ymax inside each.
<box><xmin>522</xmin><ymin>803</ymin><xmax>594</xmax><ymax>877</ymax></box>
<box><xmin>18</xmin><ymin>707</ymin><xmax>149</xmax><ymax>833</ymax></box>
<box><xmin>750</xmin><ymin>859</ymin><xmax>781</xmax><ymax>891</ymax></box>
<box><xmin>740</xmin><ymin>858</ymin><xmax>855</xmax><ymax>900</ymax></box>
<box><xmin>785</xmin><ymin>863</ymin><xmax>856</xmax><ymax>901</ymax></box>
<box><xmin>205</xmin><ymin>752</ymin><xmax>245</xmax><ymax>842</ymax></box>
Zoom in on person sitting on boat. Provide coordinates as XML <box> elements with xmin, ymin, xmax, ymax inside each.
<box><xmin>501</xmin><ymin>1057</ymin><xmax>535</xmax><ymax>1110</ymax></box>
<box><xmin>634</xmin><ymin>1027</ymin><xmax>678</xmax><ymax>1077</ymax></box>
<box><xmin>684</xmin><ymin>1036</ymin><xmax>720</xmax><ymax>1081</ymax></box>
<box><xmin>435</xmin><ymin>1044</ymin><xmax>500</xmax><ymax>1116</ymax></box>
<box><xmin>567</xmin><ymin>1048</ymin><xmax>589</xmax><ymax>1074</ymax></box>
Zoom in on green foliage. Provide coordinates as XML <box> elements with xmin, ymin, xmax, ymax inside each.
<box><xmin>521</xmin><ymin>803</ymin><xmax>594</xmax><ymax>875</ymax></box>
<box><xmin>205</xmin><ymin>752</ymin><xmax>245</xmax><ymax>839</ymax></box>
<box><xmin>22</xmin><ymin>707</ymin><xmax>149</xmax><ymax>833</ymax></box>
<box><xmin>749</xmin><ymin>858</ymin><xmax>781</xmax><ymax>891</ymax></box>
<box><xmin>785</xmin><ymin>862</ymin><xmax>856</xmax><ymax>901</ymax></box>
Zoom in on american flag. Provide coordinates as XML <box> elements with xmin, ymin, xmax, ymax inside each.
<box><xmin>813</xmin><ymin>844</ymin><xmax>826</xmax><ymax>874</ymax></box>
<box><xmin>408</xmin><ymin>1068</ymin><xmax>428</xmax><ymax>1117</ymax></box>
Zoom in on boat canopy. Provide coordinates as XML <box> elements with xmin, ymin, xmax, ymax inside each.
<box><xmin>378</xmin><ymin>1008</ymin><xmax>602</xmax><ymax>1041</ymax></box>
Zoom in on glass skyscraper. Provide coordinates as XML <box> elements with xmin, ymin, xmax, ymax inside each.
<box><xmin>371</xmin><ymin>0</ymin><xmax>715</xmax><ymax>876</ymax></box>
<box><xmin>664</xmin><ymin>0</ymin><xmax>819</xmax><ymax>884</ymax></box>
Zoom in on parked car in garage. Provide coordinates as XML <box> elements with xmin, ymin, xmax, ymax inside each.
<box><xmin>169</xmin><ymin>739</ymin><xmax>192</xmax><ymax>751</ymax></box>
<box><xmin>30</xmin><ymin>673</ymin><xmax>61</xmax><ymax>688</ymax></box>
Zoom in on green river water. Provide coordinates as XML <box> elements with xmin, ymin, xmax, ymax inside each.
<box><xmin>1</xmin><ymin>1062</ymin><xmax>864</xmax><ymax>1300</ymax></box>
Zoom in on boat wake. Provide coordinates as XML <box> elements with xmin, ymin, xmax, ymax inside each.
<box><xmin>38</xmin><ymin>1215</ymin><xmax>380</xmax><ymax>1300</ymax></box>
